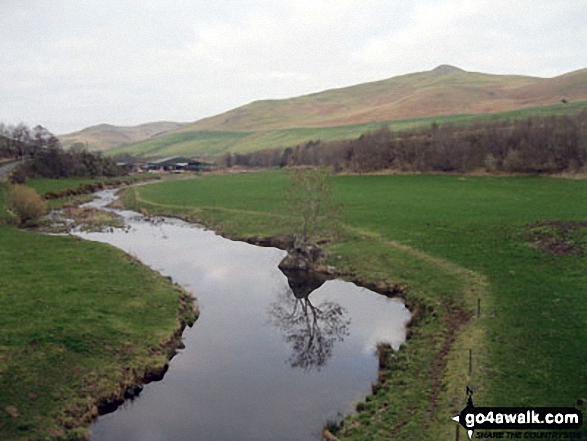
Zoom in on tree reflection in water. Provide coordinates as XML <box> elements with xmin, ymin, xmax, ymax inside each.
<box><xmin>268</xmin><ymin>268</ymin><xmax>351</xmax><ymax>371</ymax></box>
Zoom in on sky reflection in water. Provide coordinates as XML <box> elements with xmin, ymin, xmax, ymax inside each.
<box><xmin>80</xmin><ymin>190</ymin><xmax>411</xmax><ymax>441</ymax></box>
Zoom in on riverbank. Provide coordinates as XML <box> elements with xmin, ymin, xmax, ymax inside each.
<box><xmin>249</xmin><ymin>230</ymin><xmax>489</xmax><ymax>440</ymax></box>
<box><xmin>0</xmin><ymin>181</ymin><xmax>198</xmax><ymax>440</ymax></box>
<box><xmin>117</xmin><ymin>175</ymin><xmax>485</xmax><ymax>439</ymax></box>
<box><xmin>117</xmin><ymin>171</ymin><xmax>587</xmax><ymax>439</ymax></box>
<box><xmin>119</xmin><ymin>180</ymin><xmax>486</xmax><ymax>440</ymax></box>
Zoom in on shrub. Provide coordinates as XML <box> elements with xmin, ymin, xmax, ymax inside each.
<box><xmin>484</xmin><ymin>153</ymin><xmax>498</xmax><ymax>172</ymax></box>
<box><xmin>7</xmin><ymin>185</ymin><xmax>46</xmax><ymax>226</ymax></box>
<box><xmin>502</xmin><ymin>150</ymin><xmax>524</xmax><ymax>172</ymax></box>
<box><xmin>9</xmin><ymin>166</ymin><xmax>27</xmax><ymax>184</ymax></box>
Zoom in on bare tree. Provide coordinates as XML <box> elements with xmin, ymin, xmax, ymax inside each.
<box><xmin>230</xmin><ymin>109</ymin><xmax>587</xmax><ymax>174</ymax></box>
<box><xmin>282</xmin><ymin>167</ymin><xmax>342</xmax><ymax>250</ymax></box>
<box><xmin>12</xmin><ymin>123</ymin><xmax>32</xmax><ymax>161</ymax></box>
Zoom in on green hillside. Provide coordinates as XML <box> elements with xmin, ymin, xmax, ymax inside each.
<box><xmin>108</xmin><ymin>100</ymin><xmax>587</xmax><ymax>157</ymax></box>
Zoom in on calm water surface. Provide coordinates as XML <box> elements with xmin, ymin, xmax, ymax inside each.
<box><xmin>78</xmin><ymin>190</ymin><xmax>411</xmax><ymax>441</ymax></box>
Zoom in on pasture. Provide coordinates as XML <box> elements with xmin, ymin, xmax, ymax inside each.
<box><xmin>121</xmin><ymin>171</ymin><xmax>587</xmax><ymax>438</ymax></box>
<box><xmin>0</xmin><ymin>181</ymin><xmax>195</xmax><ymax>440</ymax></box>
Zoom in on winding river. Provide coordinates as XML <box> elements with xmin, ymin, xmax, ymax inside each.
<box><xmin>76</xmin><ymin>190</ymin><xmax>411</xmax><ymax>441</ymax></box>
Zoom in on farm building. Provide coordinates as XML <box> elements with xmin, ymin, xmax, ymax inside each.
<box><xmin>145</xmin><ymin>157</ymin><xmax>215</xmax><ymax>172</ymax></box>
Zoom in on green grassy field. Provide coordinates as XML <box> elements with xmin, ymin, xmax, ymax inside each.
<box><xmin>0</xmin><ymin>180</ymin><xmax>197</xmax><ymax>440</ymax></box>
<box><xmin>109</xmin><ymin>101</ymin><xmax>587</xmax><ymax>157</ymax></box>
<box><xmin>26</xmin><ymin>178</ymin><xmax>104</xmax><ymax>195</ymax></box>
<box><xmin>120</xmin><ymin>171</ymin><xmax>587</xmax><ymax>439</ymax></box>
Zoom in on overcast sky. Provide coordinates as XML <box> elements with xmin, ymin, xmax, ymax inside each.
<box><xmin>1</xmin><ymin>0</ymin><xmax>586</xmax><ymax>134</ymax></box>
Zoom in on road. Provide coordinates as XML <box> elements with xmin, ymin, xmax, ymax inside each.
<box><xmin>0</xmin><ymin>161</ymin><xmax>19</xmax><ymax>181</ymax></box>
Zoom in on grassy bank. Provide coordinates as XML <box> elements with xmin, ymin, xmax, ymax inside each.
<box><xmin>119</xmin><ymin>171</ymin><xmax>587</xmax><ymax>439</ymax></box>
<box><xmin>26</xmin><ymin>178</ymin><xmax>107</xmax><ymax>195</ymax></box>
<box><xmin>0</xmin><ymin>180</ymin><xmax>197</xmax><ymax>440</ymax></box>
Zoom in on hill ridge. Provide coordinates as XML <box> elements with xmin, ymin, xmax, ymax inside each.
<box><xmin>60</xmin><ymin>121</ymin><xmax>186</xmax><ymax>151</ymax></box>
<box><xmin>61</xmin><ymin>65</ymin><xmax>587</xmax><ymax>156</ymax></box>
<box><xmin>180</xmin><ymin>65</ymin><xmax>582</xmax><ymax>132</ymax></box>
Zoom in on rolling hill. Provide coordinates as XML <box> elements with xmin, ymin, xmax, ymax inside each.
<box><xmin>65</xmin><ymin>65</ymin><xmax>587</xmax><ymax>157</ymax></box>
<box><xmin>59</xmin><ymin>121</ymin><xmax>185</xmax><ymax>152</ymax></box>
<box><xmin>182</xmin><ymin>65</ymin><xmax>587</xmax><ymax>132</ymax></box>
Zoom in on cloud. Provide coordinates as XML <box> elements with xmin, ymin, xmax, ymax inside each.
<box><xmin>352</xmin><ymin>0</ymin><xmax>587</xmax><ymax>77</ymax></box>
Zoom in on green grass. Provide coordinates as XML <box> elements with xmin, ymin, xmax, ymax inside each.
<box><xmin>108</xmin><ymin>101</ymin><xmax>587</xmax><ymax>157</ymax></box>
<box><xmin>26</xmin><ymin>178</ymin><xmax>104</xmax><ymax>196</ymax></box>
<box><xmin>109</xmin><ymin>130</ymin><xmax>253</xmax><ymax>156</ymax></box>
<box><xmin>120</xmin><ymin>171</ymin><xmax>587</xmax><ymax>439</ymax></box>
<box><xmin>0</xmin><ymin>183</ymin><xmax>197</xmax><ymax>440</ymax></box>
<box><xmin>120</xmin><ymin>171</ymin><xmax>288</xmax><ymax>236</ymax></box>
<box><xmin>0</xmin><ymin>184</ymin><xmax>8</xmax><ymax>223</ymax></box>
<box><xmin>333</xmin><ymin>175</ymin><xmax>587</xmax><ymax>405</ymax></box>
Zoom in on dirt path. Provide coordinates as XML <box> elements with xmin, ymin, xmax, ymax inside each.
<box><xmin>0</xmin><ymin>161</ymin><xmax>19</xmax><ymax>181</ymax></box>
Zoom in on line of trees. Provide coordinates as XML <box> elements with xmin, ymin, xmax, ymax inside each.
<box><xmin>1</xmin><ymin>123</ymin><xmax>125</xmax><ymax>180</ymax></box>
<box><xmin>220</xmin><ymin>111</ymin><xmax>587</xmax><ymax>174</ymax></box>
<box><xmin>0</xmin><ymin>123</ymin><xmax>60</xmax><ymax>160</ymax></box>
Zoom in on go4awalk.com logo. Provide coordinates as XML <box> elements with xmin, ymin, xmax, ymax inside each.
<box><xmin>452</xmin><ymin>387</ymin><xmax>584</xmax><ymax>439</ymax></box>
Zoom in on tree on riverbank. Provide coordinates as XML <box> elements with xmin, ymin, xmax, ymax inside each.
<box><xmin>282</xmin><ymin>168</ymin><xmax>342</xmax><ymax>251</ymax></box>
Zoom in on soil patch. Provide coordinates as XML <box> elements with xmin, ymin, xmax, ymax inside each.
<box><xmin>524</xmin><ymin>221</ymin><xmax>587</xmax><ymax>256</ymax></box>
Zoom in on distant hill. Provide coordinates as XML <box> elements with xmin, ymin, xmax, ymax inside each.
<box><xmin>72</xmin><ymin>65</ymin><xmax>587</xmax><ymax>157</ymax></box>
<box><xmin>183</xmin><ymin>65</ymin><xmax>587</xmax><ymax>132</ymax></box>
<box><xmin>59</xmin><ymin>122</ymin><xmax>185</xmax><ymax>152</ymax></box>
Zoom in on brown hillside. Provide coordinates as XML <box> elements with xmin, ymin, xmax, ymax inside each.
<box><xmin>59</xmin><ymin>121</ymin><xmax>185</xmax><ymax>151</ymax></box>
<box><xmin>179</xmin><ymin>65</ymin><xmax>587</xmax><ymax>132</ymax></box>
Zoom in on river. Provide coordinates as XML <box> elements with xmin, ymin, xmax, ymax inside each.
<box><xmin>75</xmin><ymin>189</ymin><xmax>411</xmax><ymax>441</ymax></box>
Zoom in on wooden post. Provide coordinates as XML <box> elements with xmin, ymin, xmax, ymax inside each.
<box><xmin>477</xmin><ymin>298</ymin><xmax>481</xmax><ymax>317</ymax></box>
<box><xmin>456</xmin><ymin>423</ymin><xmax>460</xmax><ymax>440</ymax></box>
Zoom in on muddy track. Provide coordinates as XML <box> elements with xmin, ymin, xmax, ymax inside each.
<box><xmin>0</xmin><ymin>161</ymin><xmax>19</xmax><ymax>181</ymax></box>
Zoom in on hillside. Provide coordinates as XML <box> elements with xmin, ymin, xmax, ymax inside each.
<box><xmin>179</xmin><ymin>65</ymin><xmax>587</xmax><ymax>132</ymax></box>
<box><xmin>110</xmin><ymin>102</ymin><xmax>587</xmax><ymax>158</ymax></box>
<box><xmin>59</xmin><ymin>121</ymin><xmax>185</xmax><ymax>151</ymax></box>
<box><xmin>87</xmin><ymin>65</ymin><xmax>587</xmax><ymax>157</ymax></box>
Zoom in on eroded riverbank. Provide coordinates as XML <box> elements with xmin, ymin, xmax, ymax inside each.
<box><xmin>74</xmin><ymin>190</ymin><xmax>411</xmax><ymax>441</ymax></box>
<box><xmin>0</xmin><ymin>186</ymin><xmax>198</xmax><ymax>440</ymax></box>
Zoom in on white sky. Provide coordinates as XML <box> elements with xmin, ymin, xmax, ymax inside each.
<box><xmin>1</xmin><ymin>0</ymin><xmax>586</xmax><ymax>134</ymax></box>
